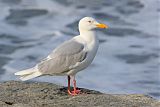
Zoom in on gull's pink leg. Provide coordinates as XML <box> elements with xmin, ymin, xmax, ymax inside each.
<box><xmin>72</xmin><ymin>78</ymin><xmax>80</xmax><ymax>94</ymax></box>
<box><xmin>71</xmin><ymin>76</ymin><xmax>80</xmax><ymax>95</ymax></box>
<box><xmin>67</xmin><ymin>75</ymin><xmax>80</xmax><ymax>95</ymax></box>
<box><xmin>67</xmin><ymin>76</ymin><xmax>72</xmax><ymax>95</ymax></box>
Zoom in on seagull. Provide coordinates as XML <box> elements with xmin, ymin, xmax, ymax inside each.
<box><xmin>15</xmin><ymin>17</ymin><xmax>108</xmax><ymax>95</ymax></box>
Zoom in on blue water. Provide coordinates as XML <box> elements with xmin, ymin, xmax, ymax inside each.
<box><xmin>0</xmin><ymin>0</ymin><xmax>159</xmax><ymax>99</ymax></box>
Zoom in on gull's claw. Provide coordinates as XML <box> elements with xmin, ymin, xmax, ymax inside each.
<box><xmin>71</xmin><ymin>89</ymin><xmax>81</xmax><ymax>94</ymax></box>
<box><xmin>68</xmin><ymin>89</ymin><xmax>81</xmax><ymax>96</ymax></box>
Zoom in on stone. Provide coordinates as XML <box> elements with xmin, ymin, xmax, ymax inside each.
<box><xmin>0</xmin><ymin>81</ymin><xmax>159</xmax><ymax>107</ymax></box>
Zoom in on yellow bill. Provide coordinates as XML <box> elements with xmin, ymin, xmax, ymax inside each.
<box><xmin>96</xmin><ymin>23</ymin><xmax>108</xmax><ymax>29</ymax></box>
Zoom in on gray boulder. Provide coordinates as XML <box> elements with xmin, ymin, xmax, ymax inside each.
<box><xmin>0</xmin><ymin>81</ymin><xmax>159</xmax><ymax>107</ymax></box>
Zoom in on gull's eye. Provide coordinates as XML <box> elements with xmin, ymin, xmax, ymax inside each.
<box><xmin>88</xmin><ymin>20</ymin><xmax>92</xmax><ymax>23</ymax></box>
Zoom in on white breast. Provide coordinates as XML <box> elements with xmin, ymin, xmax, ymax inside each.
<box><xmin>83</xmin><ymin>33</ymin><xmax>99</xmax><ymax>68</ymax></box>
<box><xmin>72</xmin><ymin>31</ymin><xmax>99</xmax><ymax>72</ymax></box>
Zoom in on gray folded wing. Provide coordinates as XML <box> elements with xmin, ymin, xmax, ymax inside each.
<box><xmin>37</xmin><ymin>39</ymin><xmax>87</xmax><ymax>75</ymax></box>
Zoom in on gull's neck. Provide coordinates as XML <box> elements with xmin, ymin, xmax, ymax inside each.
<box><xmin>79</xmin><ymin>30</ymin><xmax>97</xmax><ymax>43</ymax></box>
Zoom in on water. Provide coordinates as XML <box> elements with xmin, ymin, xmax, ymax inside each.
<box><xmin>0</xmin><ymin>0</ymin><xmax>159</xmax><ymax>99</ymax></box>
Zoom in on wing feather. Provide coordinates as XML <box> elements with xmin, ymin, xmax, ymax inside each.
<box><xmin>37</xmin><ymin>39</ymin><xmax>87</xmax><ymax>75</ymax></box>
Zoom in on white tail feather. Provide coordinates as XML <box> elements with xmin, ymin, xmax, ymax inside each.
<box><xmin>15</xmin><ymin>68</ymin><xmax>35</xmax><ymax>76</ymax></box>
<box><xmin>14</xmin><ymin>67</ymin><xmax>42</xmax><ymax>81</ymax></box>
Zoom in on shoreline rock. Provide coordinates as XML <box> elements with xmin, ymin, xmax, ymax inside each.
<box><xmin>0</xmin><ymin>81</ymin><xmax>159</xmax><ymax>107</ymax></box>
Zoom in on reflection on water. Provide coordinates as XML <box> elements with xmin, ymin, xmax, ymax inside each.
<box><xmin>0</xmin><ymin>0</ymin><xmax>159</xmax><ymax>99</ymax></box>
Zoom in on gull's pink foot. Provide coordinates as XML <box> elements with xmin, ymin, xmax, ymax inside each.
<box><xmin>68</xmin><ymin>89</ymin><xmax>80</xmax><ymax>96</ymax></box>
<box><xmin>67</xmin><ymin>89</ymin><xmax>72</xmax><ymax>95</ymax></box>
<box><xmin>71</xmin><ymin>89</ymin><xmax>81</xmax><ymax>94</ymax></box>
<box><xmin>70</xmin><ymin>92</ymin><xmax>78</xmax><ymax>96</ymax></box>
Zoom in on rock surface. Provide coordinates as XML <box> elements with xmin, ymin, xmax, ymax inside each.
<box><xmin>0</xmin><ymin>81</ymin><xmax>159</xmax><ymax>107</ymax></box>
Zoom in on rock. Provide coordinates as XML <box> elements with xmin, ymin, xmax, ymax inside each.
<box><xmin>0</xmin><ymin>81</ymin><xmax>159</xmax><ymax>107</ymax></box>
